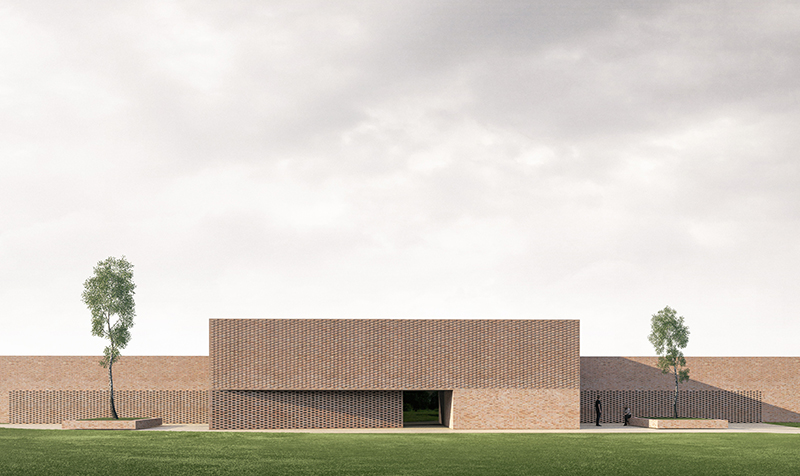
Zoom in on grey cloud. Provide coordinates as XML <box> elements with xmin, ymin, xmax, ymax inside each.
<box><xmin>2</xmin><ymin>0</ymin><xmax>799</xmax><ymax>356</ymax></box>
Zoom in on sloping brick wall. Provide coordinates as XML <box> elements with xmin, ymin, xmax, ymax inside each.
<box><xmin>581</xmin><ymin>357</ymin><xmax>800</xmax><ymax>422</ymax></box>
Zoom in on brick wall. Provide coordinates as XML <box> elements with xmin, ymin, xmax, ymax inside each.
<box><xmin>211</xmin><ymin>319</ymin><xmax>579</xmax><ymax>390</ymax></box>
<box><xmin>581</xmin><ymin>357</ymin><xmax>800</xmax><ymax>422</ymax></box>
<box><xmin>451</xmin><ymin>389</ymin><xmax>579</xmax><ymax>429</ymax></box>
<box><xmin>210</xmin><ymin>319</ymin><xmax>580</xmax><ymax>429</ymax></box>
<box><xmin>11</xmin><ymin>390</ymin><xmax>208</xmax><ymax>424</ymax></box>
<box><xmin>580</xmin><ymin>390</ymin><xmax>762</xmax><ymax>423</ymax></box>
<box><xmin>0</xmin><ymin>356</ymin><xmax>208</xmax><ymax>423</ymax></box>
<box><xmin>210</xmin><ymin>390</ymin><xmax>402</xmax><ymax>429</ymax></box>
<box><xmin>5</xmin><ymin>352</ymin><xmax>798</xmax><ymax>428</ymax></box>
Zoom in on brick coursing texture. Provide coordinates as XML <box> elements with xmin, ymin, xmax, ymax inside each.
<box><xmin>452</xmin><ymin>389</ymin><xmax>580</xmax><ymax>429</ymax></box>
<box><xmin>211</xmin><ymin>390</ymin><xmax>402</xmax><ymax>429</ymax></box>
<box><xmin>210</xmin><ymin>319</ymin><xmax>581</xmax><ymax>430</ymax></box>
<box><xmin>210</xmin><ymin>319</ymin><xmax>580</xmax><ymax>390</ymax></box>
<box><xmin>11</xmin><ymin>390</ymin><xmax>207</xmax><ymax>424</ymax></box>
<box><xmin>629</xmin><ymin>416</ymin><xmax>729</xmax><ymax>429</ymax></box>
<box><xmin>579</xmin><ymin>390</ymin><xmax>762</xmax><ymax>423</ymax></box>
<box><xmin>0</xmin><ymin>356</ymin><xmax>208</xmax><ymax>424</ymax></box>
<box><xmin>62</xmin><ymin>418</ymin><xmax>163</xmax><ymax>430</ymax></box>
<box><xmin>4</xmin><ymin>351</ymin><xmax>799</xmax><ymax>427</ymax></box>
<box><xmin>581</xmin><ymin>357</ymin><xmax>800</xmax><ymax>423</ymax></box>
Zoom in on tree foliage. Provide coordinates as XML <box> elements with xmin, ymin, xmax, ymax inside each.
<box><xmin>403</xmin><ymin>391</ymin><xmax>438</xmax><ymax>412</ymax></box>
<box><xmin>648</xmin><ymin>306</ymin><xmax>690</xmax><ymax>417</ymax></box>
<box><xmin>81</xmin><ymin>256</ymin><xmax>136</xmax><ymax>418</ymax></box>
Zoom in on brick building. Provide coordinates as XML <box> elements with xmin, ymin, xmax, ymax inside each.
<box><xmin>209</xmin><ymin>319</ymin><xmax>579</xmax><ymax>429</ymax></box>
<box><xmin>1</xmin><ymin>318</ymin><xmax>799</xmax><ymax>429</ymax></box>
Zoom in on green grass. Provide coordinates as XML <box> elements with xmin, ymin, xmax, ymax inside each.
<box><xmin>767</xmin><ymin>422</ymin><xmax>800</xmax><ymax>428</ymax></box>
<box><xmin>403</xmin><ymin>409</ymin><xmax>439</xmax><ymax>422</ymax></box>
<box><xmin>1</xmin><ymin>429</ymin><xmax>799</xmax><ymax>475</ymax></box>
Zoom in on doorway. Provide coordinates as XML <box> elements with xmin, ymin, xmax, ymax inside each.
<box><xmin>403</xmin><ymin>390</ymin><xmax>443</xmax><ymax>426</ymax></box>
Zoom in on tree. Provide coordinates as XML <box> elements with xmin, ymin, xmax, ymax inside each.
<box><xmin>648</xmin><ymin>306</ymin><xmax>690</xmax><ymax>419</ymax></box>
<box><xmin>81</xmin><ymin>256</ymin><xmax>136</xmax><ymax>419</ymax></box>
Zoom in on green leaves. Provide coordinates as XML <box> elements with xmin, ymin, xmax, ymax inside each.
<box><xmin>649</xmin><ymin>306</ymin><xmax>690</xmax><ymax>377</ymax></box>
<box><xmin>649</xmin><ymin>306</ymin><xmax>691</xmax><ymax>417</ymax></box>
<box><xmin>648</xmin><ymin>306</ymin><xmax>690</xmax><ymax>357</ymax></box>
<box><xmin>101</xmin><ymin>346</ymin><xmax>122</xmax><ymax>369</ymax></box>
<box><xmin>81</xmin><ymin>256</ymin><xmax>136</xmax><ymax>368</ymax></box>
<box><xmin>678</xmin><ymin>368</ymin><xmax>690</xmax><ymax>384</ymax></box>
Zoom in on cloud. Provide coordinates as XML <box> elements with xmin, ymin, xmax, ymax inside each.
<box><xmin>1</xmin><ymin>1</ymin><xmax>799</xmax><ymax>356</ymax></box>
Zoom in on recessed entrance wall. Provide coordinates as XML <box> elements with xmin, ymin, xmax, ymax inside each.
<box><xmin>211</xmin><ymin>390</ymin><xmax>402</xmax><ymax>430</ymax></box>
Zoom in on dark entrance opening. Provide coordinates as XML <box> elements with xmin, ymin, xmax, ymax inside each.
<box><xmin>403</xmin><ymin>391</ymin><xmax>443</xmax><ymax>426</ymax></box>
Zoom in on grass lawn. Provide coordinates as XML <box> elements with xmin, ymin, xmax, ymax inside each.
<box><xmin>403</xmin><ymin>409</ymin><xmax>439</xmax><ymax>422</ymax></box>
<box><xmin>2</xmin><ymin>429</ymin><xmax>799</xmax><ymax>475</ymax></box>
<box><xmin>767</xmin><ymin>422</ymin><xmax>800</xmax><ymax>428</ymax></box>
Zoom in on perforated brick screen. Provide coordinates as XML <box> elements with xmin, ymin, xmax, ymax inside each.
<box><xmin>10</xmin><ymin>390</ymin><xmax>208</xmax><ymax>424</ymax></box>
<box><xmin>210</xmin><ymin>390</ymin><xmax>402</xmax><ymax>429</ymax></box>
<box><xmin>580</xmin><ymin>390</ymin><xmax>762</xmax><ymax>423</ymax></box>
<box><xmin>210</xmin><ymin>319</ymin><xmax>579</xmax><ymax>390</ymax></box>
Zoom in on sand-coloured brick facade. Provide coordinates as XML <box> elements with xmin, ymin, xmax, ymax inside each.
<box><xmin>450</xmin><ymin>389</ymin><xmax>579</xmax><ymax>429</ymax></box>
<box><xmin>211</xmin><ymin>390</ymin><xmax>402</xmax><ymax>429</ymax></box>
<box><xmin>211</xmin><ymin>319</ymin><xmax>579</xmax><ymax>391</ymax></box>
<box><xmin>581</xmin><ymin>357</ymin><xmax>800</xmax><ymax>423</ymax></box>
<box><xmin>11</xmin><ymin>390</ymin><xmax>207</xmax><ymax>424</ymax></box>
<box><xmin>0</xmin><ymin>356</ymin><xmax>208</xmax><ymax>424</ymax></box>
<box><xmin>579</xmin><ymin>389</ymin><xmax>762</xmax><ymax>423</ymax></box>
<box><xmin>3</xmin><ymin>325</ymin><xmax>800</xmax><ymax>429</ymax></box>
<box><xmin>629</xmin><ymin>416</ymin><xmax>729</xmax><ymax>429</ymax></box>
<box><xmin>210</xmin><ymin>319</ymin><xmax>580</xmax><ymax>429</ymax></box>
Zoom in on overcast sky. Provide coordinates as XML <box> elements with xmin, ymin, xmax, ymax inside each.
<box><xmin>1</xmin><ymin>1</ymin><xmax>798</xmax><ymax>357</ymax></box>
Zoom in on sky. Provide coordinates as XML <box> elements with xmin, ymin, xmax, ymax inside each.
<box><xmin>1</xmin><ymin>1</ymin><xmax>799</xmax><ymax>357</ymax></box>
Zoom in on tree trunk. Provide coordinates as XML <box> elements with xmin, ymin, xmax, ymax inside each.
<box><xmin>673</xmin><ymin>365</ymin><xmax>679</xmax><ymax>418</ymax></box>
<box><xmin>109</xmin><ymin>359</ymin><xmax>119</xmax><ymax>419</ymax></box>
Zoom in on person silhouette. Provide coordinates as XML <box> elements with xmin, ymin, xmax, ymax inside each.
<box><xmin>594</xmin><ymin>397</ymin><xmax>602</xmax><ymax>426</ymax></box>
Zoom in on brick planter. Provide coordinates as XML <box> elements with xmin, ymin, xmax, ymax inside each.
<box><xmin>629</xmin><ymin>417</ymin><xmax>728</xmax><ymax>429</ymax></box>
<box><xmin>62</xmin><ymin>418</ymin><xmax>162</xmax><ymax>430</ymax></box>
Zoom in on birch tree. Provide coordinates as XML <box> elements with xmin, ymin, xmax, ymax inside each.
<box><xmin>81</xmin><ymin>256</ymin><xmax>136</xmax><ymax>419</ymax></box>
<box><xmin>648</xmin><ymin>306</ymin><xmax>690</xmax><ymax>419</ymax></box>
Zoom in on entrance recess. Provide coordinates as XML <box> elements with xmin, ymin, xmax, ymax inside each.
<box><xmin>403</xmin><ymin>390</ymin><xmax>449</xmax><ymax>427</ymax></box>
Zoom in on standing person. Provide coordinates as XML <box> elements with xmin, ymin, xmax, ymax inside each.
<box><xmin>623</xmin><ymin>406</ymin><xmax>632</xmax><ymax>426</ymax></box>
<box><xmin>595</xmin><ymin>397</ymin><xmax>602</xmax><ymax>426</ymax></box>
